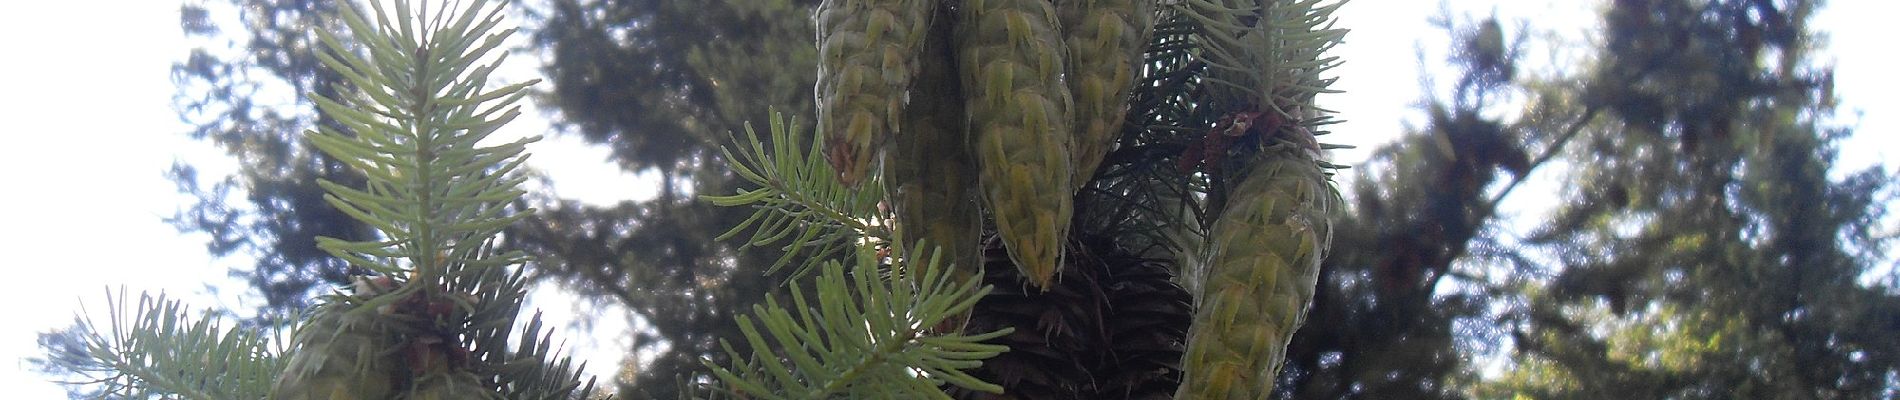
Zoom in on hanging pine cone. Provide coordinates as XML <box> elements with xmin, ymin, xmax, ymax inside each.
<box><xmin>1057</xmin><ymin>0</ymin><xmax>1155</xmax><ymax>186</ymax></box>
<box><xmin>815</xmin><ymin>0</ymin><xmax>939</xmax><ymax>186</ymax></box>
<box><xmin>957</xmin><ymin>0</ymin><xmax>1076</xmax><ymax>289</ymax></box>
<box><xmin>885</xmin><ymin>1</ymin><xmax>982</xmax><ymax>283</ymax></box>
<box><xmin>949</xmin><ymin>233</ymin><xmax>1109</xmax><ymax>400</ymax></box>
<box><xmin>1091</xmin><ymin>240</ymin><xmax>1191</xmax><ymax>400</ymax></box>
<box><xmin>948</xmin><ymin>231</ymin><xmax>1189</xmax><ymax>399</ymax></box>
<box><xmin>1177</xmin><ymin>141</ymin><xmax>1336</xmax><ymax>399</ymax></box>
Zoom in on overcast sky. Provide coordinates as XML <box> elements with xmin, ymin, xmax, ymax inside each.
<box><xmin>0</xmin><ymin>0</ymin><xmax>1889</xmax><ymax>397</ymax></box>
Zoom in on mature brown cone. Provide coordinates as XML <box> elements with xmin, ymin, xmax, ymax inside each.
<box><xmin>956</xmin><ymin>0</ymin><xmax>1075</xmax><ymax>289</ymax></box>
<box><xmin>885</xmin><ymin>1</ymin><xmax>982</xmax><ymax>284</ymax></box>
<box><xmin>948</xmin><ymin>232</ymin><xmax>1189</xmax><ymax>399</ymax></box>
<box><xmin>1177</xmin><ymin>142</ymin><xmax>1336</xmax><ymax>399</ymax></box>
<box><xmin>1058</xmin><ymin>0</ymin><xmax>1155</xmax><ymax>186</ymax></box>
<box><xmin>1093</xmin><ymin>243</ymin><xmax>1191</xmax><ymax>399</ymax></box>
<box><xmin>815</xmin><ymin>0</ymin><xmax>939</xmax><ymax>186</ymax></box>
<box><xmin>948</xmin><ymin>234</ymin><xmax>1109</xmax><ymax>400</ymax></box>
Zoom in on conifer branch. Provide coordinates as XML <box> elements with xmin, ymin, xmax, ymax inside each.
<box><xmin>46</xmin><ymin>288</ymin><xmax>283</xmax><ymax>399</ymax></box>
<box><xmin>705</xmin><ymin>112</ymin><xmax>890</xmax><ymax>277</ymax></box>
<box><xmin>700</xmin><ymin>243</ymin><xmax>1011</xmax><ymax>399</ymax></box>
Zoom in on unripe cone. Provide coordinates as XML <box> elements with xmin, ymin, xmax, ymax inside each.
<box><xmin>956</xmin><ymin>0</ymin><xmax>1074</xmax><ymax>289</ymax></box>
<box><xmin>1178</xmin><ymin>144</ymin><xmax>1335</xmax><ymax>399</ymax></box>
<box><xmin>271</xmin><ymin>299</ymin><xmax>403</xmax><ymax>400</ymax></box>
<box><xmin>408</xmin><ymin>370</ymin><xmax>501</xmax><ymax>400</ymax></box>
<box><xmin>885</xmin><ymin>5</ymin><xmax>982</xmax><ymax>282</ymax></box>
<box><xmin>815</xmin><ymin>0</ymin><xmax>938</xmax><ymax>186</ymax></box>
<box><xmin>1058</xmin><ymin>0</ymin><xmax>1154</xmax><ymax>186</ymax></box>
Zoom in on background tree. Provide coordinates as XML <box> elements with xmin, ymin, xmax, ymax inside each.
<box><xmin>169</xmin><ymin>0</ymin><xmax>365</xmax><ymax>319</ymax></box>
<box><xmin>1473</xmin><ymin>0</ymin><xmax>1900</xmax><ymax>396</ymax></box>
<box><xmin>1273</xmin><ymin>10</ymin><xmax>1538</xmax><ymax>398</ymax></box>
<box><xmin>514</xmin><ymin>1</ymin><xmax>821</xmax><ymax>397</ymax></box>
<box><xmin>1278</xmin><ymin>0</ymin><xmax>1899</xmax><ymax>398</ymax></box>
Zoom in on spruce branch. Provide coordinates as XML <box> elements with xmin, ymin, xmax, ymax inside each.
<box><xmin>276</xmin><ymin>0</ymin><xmax>598</xmax><ymax>398</ymax></box>
<box><xmin>1176</xmin><ymin>0</ymin><xmax>1350</xmax><ymax>124</ymax></box>
<box><xmin>701</xmin><ymin>242</ymin><xmax>1011</xmax><ymax>399</ymax></box>
<box><xmin>306</xmin><ymin>0</ymin><xmax>539</xmax><ymax>285</ymax></box>
<box><xmin>44</xmin><ymin>288</ymin><xmax>284</xmax><ymax>400</ymax></box>
<box><xmin>705</xmin><ymin>112</ymin><xmax>890</xmax><ymax>278</ymax></box>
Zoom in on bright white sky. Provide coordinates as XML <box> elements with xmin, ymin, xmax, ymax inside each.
<box><xmin>0</xmin><ymin>0</ymin><xmax>1889</xmax><ymax>397</ymax></box>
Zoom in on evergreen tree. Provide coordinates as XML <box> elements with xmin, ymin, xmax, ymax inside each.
<box><xmin>1275</xmin><ymin>12</ymin><xmax>1535</xmax><ymax>398</ymax></box>
<box><xmin>1474</xmin><ymin>0</ymin><xmax>1900</xmax><ymax>397</ymax></box>
<box><xmin>1276</xmin><ymin>0</ymin><xmax>1899</xmax><ymax>397</ymax></box>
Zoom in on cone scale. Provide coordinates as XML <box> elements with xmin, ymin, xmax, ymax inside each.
<box><xmin>271</xmin><ymin>281</ymin><xmax>404</xmax><ymax>400</ymax></box>
<box><xmin>1058</xmin><ymin>0</ymin><xmax>1155</xmax><ymax>186</ymax></box>
<box><xmin>956</xmin><ymin>0</ymin><xmax>1076</xmax><ymax>289</ymax></box>
<box><xmin>816</xmin><ymin>0</ymin><xmax>939</xmax><ymax>186</ymax></box>
<box><xmin>1178</xmin><ymin>144</ymin><xmax>1335</xmax><ymax>399</ymax></box>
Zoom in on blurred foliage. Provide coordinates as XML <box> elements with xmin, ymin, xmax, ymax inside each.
<box><xmin>1474</xmin><ymin>0</ymin><xmax>1900</xmax><ymax>397</ymax></box>
<box><xmin>169</xmin><ymin>0</ymin><xmax>365</xmax><ymax>320</ymax></box>
<box><xmin>1282</xmin><ymin>0</ymin><xmax>1899</xmax><ymax>398</ymax></box>
<box><xmin>514</xmin><ymin>1</ymin><xmax>821</xmax><ymax>397</ymax></box>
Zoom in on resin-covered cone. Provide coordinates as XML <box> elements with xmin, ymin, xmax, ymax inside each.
<box><xmin>957</xmin><ymin>0</ymin><xmax>1075</xmax><ymax>289</ymax></box>
<box><xmin>1177</xmin><ymin>144</ymin><xmax>1335</xmax><ymax>399</ymax></box>
<box><xmin>815</xmin><ymin>0</ymin><xmax>939</xmax><ymax>186</ymax></box>
<box><xmin>1058</xmin><ymin>0</ymin><xmax>1154</xmax><ymax>186</ymax></box>
<box><xmin>886</xmin><ymin>4</ymin><xmax>982</xmax><ymax>283</ymax></box>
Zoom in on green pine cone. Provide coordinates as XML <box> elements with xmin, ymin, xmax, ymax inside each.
<box><xmin>1178</xmin><ymin>145</ymin><xmax>1335</xmax><ymax>399</ymax></box>
<box><xmin>956</xmin><ymin>0</ymin><xmax>1075</xmax><ymax>289</ymax></box>
<box><xmin>271</xmin><ymin>298</ymin><xmax>403</xmax><ymax>400</ymax></box>
<box><xmin>1058</xmin><ymin>0</ymin><xmax>1154</xmax><ymax>185</ymax></box>
<box><xmin>406</xmin><ymin>370</ymin><xmax>501</xmax><ymax>400</ymax></box>
<box><xmin>885</xmin><ymin>6</ymin><xmax>982</xmax><ymax>282</ymax></box>
<box><xmin>815</xmin><ymin>0</ymin><xmax>939</xmax><ymax>186</ymax></box>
